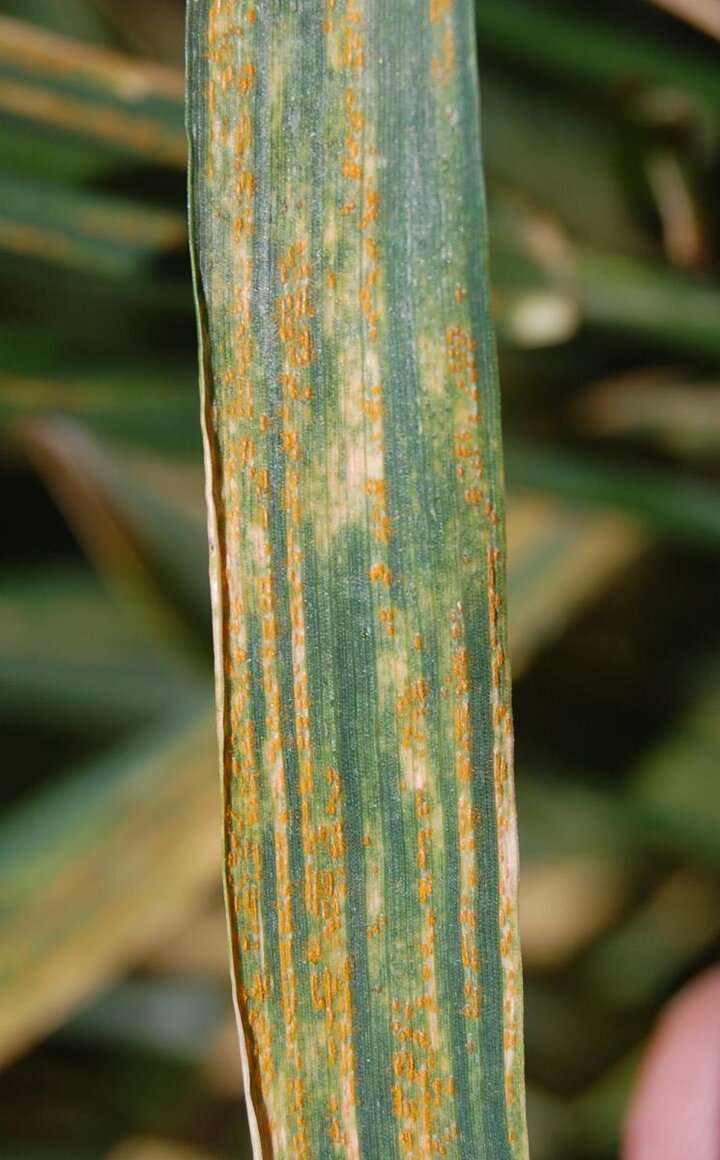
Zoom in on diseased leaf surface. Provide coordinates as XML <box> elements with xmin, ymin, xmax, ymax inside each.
<box><xmin>187</xmin><ymin>1</ymin><xmax>527</xmax><ymax>1156</ymax></box>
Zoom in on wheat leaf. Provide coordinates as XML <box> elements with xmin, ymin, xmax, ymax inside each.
<box><xmin>187</xmin><ymin>1</ymin><xmax>527</xmax><ymax>1155</ymax></box>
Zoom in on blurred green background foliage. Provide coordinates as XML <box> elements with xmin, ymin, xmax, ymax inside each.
<box><xmin>0</xmin><ymin>1</ymin><xmax>719</xmax><ymax>1157</ymax></box>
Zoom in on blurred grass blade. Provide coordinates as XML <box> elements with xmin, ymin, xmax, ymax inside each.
<box><xmin>0</xmin><ymin>174</ymin><xmax>186</xmax><ymax>277</ymax></box>
<box><xmin>517</xmin><ymin>775</ymin><xmax>636</xmax><ymax>974</ymax></box>
<box><xmin>63</xmin><ymin>976</ymin><xmax>229</xmax><ymax>1063</ymax></box>
<box><xmin>0</xmin><ymin>704</ymin><xmax>217</xmax><ymax>1066</ymax></box>
<box><xmin>648</xmin><ymin>0</ymin><xmax>720</xmax><ymax>43</ymax></box>
<box><xmin>630</xmin><ymin>672</ymin><xmax>720</xmax><ymax>870</ymax></box>
<box><xmin>0</xmin><ymin>0</ymin><xmax>113</xmax><ymax>45</ymax></box>
<box><xmin>576</xmin><ymin>249</ymin><xmax>720</xmax><ymax>359</ymax></box>
<box><xmin>506</xmin><ymin>498</ymin><xmax>647</xmax><ymax>676</ymax></box>
<box><xmin>0</xmin><ymin>368</ymin><xmax>202</xmax><ymax>456</ymax></box>
<box><xmin>146</xmin><ymin>902</ymin><xmax>229</xmax><ymax>980</ymax></box>
<box><xmin>0</xmin><ymin>566</ymin><xmax>202</xmax><ymax>728</ymax></box>
<box><xmin>490</xmin><ymin>198</ymin><xmax>720</xmax><ymax>358</ymax></box>
<box><xmin>16</xmin><ymin>419</ymin><xmax>210</xmax><ymax>657</ymax></box>
<box><xmin>580</xmin><ymin>867</ymin><xmax>720</xmax><ymax>1009</ymax></box>
<box><xmin>188</xmin><ymin>0</ymin><xmax>527</xmax><ymax>1156</ymax></box>
<box><xmin>506</xmin><ymin>442</ymin><xmax>720</xmax><ymax>548</ymax></box>
<box><xmin>572</xmin><ymin>370</ymin><xmax>720</xmax><ymax>460</ymax></box>
<box><xmin>107</xmin><ymin>1141</ymin><xmax>222</xmax><ymax>1160</ymax></box>
<box><xmin>0</xmin><ymin>14</ymin><xmax>185</xmax><ymax>166</ymax></box>
<box><xmin>482</xmin><ymin>75</ymin><xmax>657</xmax><ymax>261</ymax></box>
<box><xmin>474</xmin><ymin>0</ymin><xmax>720</xmax><ymax>117</ymax></box>
<box><xmin>89</xmin><ymin>0</ymin><xmax>186</xmax><ymax>65</ymax></box>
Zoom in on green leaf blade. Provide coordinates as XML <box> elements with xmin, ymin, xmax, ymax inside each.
<box><xmin>187</xmin><ymin>1</ymin><xmax>527</xmax><ymax>1156</ymax></box>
